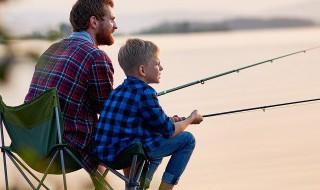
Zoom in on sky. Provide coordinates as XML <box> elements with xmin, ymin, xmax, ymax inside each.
<box><xmin>0</xmin><ymin>0</ymin><xmax>319</xmax><ymax>35</ymax></box>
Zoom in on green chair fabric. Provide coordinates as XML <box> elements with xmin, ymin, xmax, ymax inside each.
<box><xmin>0</xmin><ymin>88</ymin><xmax>81</xmax><ymax>174</ymax></box>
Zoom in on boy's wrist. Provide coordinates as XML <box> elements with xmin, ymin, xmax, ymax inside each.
<box><xmin>185</xmin><ymin>116</ymin><xmax>193</xmax><ymax>124</ymax></box>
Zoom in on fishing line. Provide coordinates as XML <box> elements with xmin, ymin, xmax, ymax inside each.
<box><xmin>203</xmin><ymin>98</ymin><xmax>320</xmax><ymax>118</ymax></box>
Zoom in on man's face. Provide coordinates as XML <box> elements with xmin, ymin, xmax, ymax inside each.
<box><xmin>144</xmin><ymin>52</ymin><xmax>163</xmax><ymax>84</ymax></box>
<box><xmin>96</xmin><ymin>4</ymin><xmax>117</xmax><ymax>46</ymax></box>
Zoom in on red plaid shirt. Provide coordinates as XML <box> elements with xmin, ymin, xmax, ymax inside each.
<box><xmin>25</xmin><ymin>32</ymin><xmax>114</xmax><ymax>172</ymax></box>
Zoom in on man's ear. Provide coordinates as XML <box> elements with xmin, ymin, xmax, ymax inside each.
<box><xmin>89</xmin><ymin>16</ymin><xmax>98</xmax><ymax>29</ymax></box>
<box><xmin>138</xmin><ymin>65</ymin><xmax>146</xmax><ymax>77</ymax></box>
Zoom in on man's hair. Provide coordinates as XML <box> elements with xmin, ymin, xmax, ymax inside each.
<box><xmin>70</xmin><ymin>0</ymin><xmax>114</xmax><ymax>32</ymax></box>
<box><xmin>118</xmin><ymin>38</ymin><xmax>159</xmax><ymax>75</ymax></box>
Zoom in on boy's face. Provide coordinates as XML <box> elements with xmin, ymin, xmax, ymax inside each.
<box><xmin>144</xmin><ymin>52</ymin><xmax>163</xmax><ymax>84</ymax></box>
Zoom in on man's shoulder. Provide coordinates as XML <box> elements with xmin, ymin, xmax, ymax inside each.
<box><xmin>51</xmin><ymin>38</ymin><xmax>111</xmax><ymax>62</ymax></box>
<box><xmin>62</xmin><ymin>38</ymin><xmax>105</xmax><ymax>54</ymax></box>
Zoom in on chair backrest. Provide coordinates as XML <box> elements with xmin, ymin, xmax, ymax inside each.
<box><xmin>0</xmin><ymin>88</ymin><xmax>67</xmax><ymax>173</ymax></box>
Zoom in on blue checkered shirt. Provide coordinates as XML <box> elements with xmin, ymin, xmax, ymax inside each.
<box><xmin>94</xmin><ymin>76</ymin><xmax>175</xmax><ymax>163</ymax></box>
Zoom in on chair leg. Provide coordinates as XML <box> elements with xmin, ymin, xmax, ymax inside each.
<box><xmin>91</xmin><ymin>172</ymin><xmax>114</xmax><ymax>190</ymax></box>
<box><xmin>64</xmin><ymin>147</ymin><xmax>114</xmax><ymax>190</ymax></box>
<box><xmin>7</xmin><ymin>151</ymin><xmax>50</xmax><ymax>190</ymax></box>
<box><xmin>59</xmin><ymin>150</ymin><xmax>67</xmax><ymax>190</ymax></box>
<box><xmin>54</xmin><ymin>107</ymin><xmax>68</xmax><ymax>190</ymax></box>
<box><xmin>126</xmin><ymin>155</ymin><xmax>139</xmax><ymax>190</ymax></box>
<box><xmin>128</xmin><ymin>158</ymin><xmax>149</xmax><ymax>190</ymax></box>
<box><xmin>134</xmin><ymin>161</ymin><xmax>145</xmax><ymax>183</ymax></box>
<box><xmin>36</xmin><ymin>151</ymin><xmax>59</xmax><ymax>190</ymax></box>
<box><xmin>6</xmin><ymin>152</ymin><xmax>36</xmax><ymax>189</ymax></box>
<box><xmin>1</xmin><ymin>117</ymin><xmax>9</xmax><ymax>190</ymax></box>
<box><xmin>2</xmin><ymin>150</ymin><xmax>9</xmax><ymax>190</ymax></box>
<box><xmin>138</xmin><ymin>161</ymin><xmax>150</xmax><ymax>190</ymax></box>
<box><xmin>102</xmin><ymin>168</ymin><xmax>109</xmax><ymax>178</ymax></box>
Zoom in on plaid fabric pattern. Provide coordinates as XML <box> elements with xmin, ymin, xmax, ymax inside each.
<box><xmin>25</xmin><ymin>32</ymin><xmax>114</xmax><ymax>172</ymax></box>
<box><xmin>94</xmin><ymin>76</ymin><xmax>174</xmax><ymax>163</ymax></box>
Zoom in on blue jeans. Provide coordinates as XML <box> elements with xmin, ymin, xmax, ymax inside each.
<box><xmin>145</xmin><ymin>131</ymin><xmax>196</xmax><ymax>186</ymax></box>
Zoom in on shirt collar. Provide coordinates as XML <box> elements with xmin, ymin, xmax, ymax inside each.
<box><xmin>125</xmin><ymin>76</ymin><xmax>150</xmax><ymax>86</ymax></box>
<box><xmin>126</xmin><ymin>76</ymin><xmax>145</xmax><ymax>83</ymax></box>
<box><xmin>69</xmin><ymin>31</ymin><xmax>95</xmax><ymax>45</ymax></box>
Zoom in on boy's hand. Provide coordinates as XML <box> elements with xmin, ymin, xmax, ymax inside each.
<box><xmin>171</xmin><ymin>115</ymin><xmax>186</xmax><ymax>122</ymax></box>
<box><xmin>189</xmin><ymin>110</ymin><xmax>203</xmax><ymax>124</ymax></box>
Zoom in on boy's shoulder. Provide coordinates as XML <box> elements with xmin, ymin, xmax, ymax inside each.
<box><xmin>112</xmin><ymin>77</ymin><xmax>157</xmax><ymax>100</ymax></box>
<box><xmin>141</xmin><ymin>85</ymin><xmax>157</xmax><ymax>97</ymax></box>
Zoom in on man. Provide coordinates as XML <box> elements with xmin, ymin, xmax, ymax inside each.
<box><xmin>25</xmin><ymin>0</ymin><xmax>117</xmax><ymax>173</ymax></box>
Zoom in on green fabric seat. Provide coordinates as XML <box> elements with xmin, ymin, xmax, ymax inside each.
<box><xmin>0</xmin><ymin>89</ymin><xmax>96</xmax><ymax>190</ymax></box>
<box><xmin>0</xmin><ymin>89</ymin><xmax>80</xmax><ymax>174</ymax></box>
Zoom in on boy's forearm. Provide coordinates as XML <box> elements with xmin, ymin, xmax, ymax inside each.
<box><xmin>172</xmin><ymin>117</ymin><xmax>193</xmax><ymax>137</ymax></box>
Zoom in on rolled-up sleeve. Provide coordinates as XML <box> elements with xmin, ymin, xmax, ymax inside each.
<box><xmin>140</xmin><ymin>88</ymin><xmax>174</xmax><ymax>138</ymax></box>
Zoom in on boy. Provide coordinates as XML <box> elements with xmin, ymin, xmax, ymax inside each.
<box><xmin>94</xmin><ymin>38</ymin><xmax>203</xmax><ymax>190</ymax></box>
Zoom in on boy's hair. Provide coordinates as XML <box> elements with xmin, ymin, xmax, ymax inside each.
<box><xmin>70</xmin><ymin>0</ymin><xmax>114</xmax><ymax>32</ymax></box>
<box><xmin>118</xmin><ymin>38</ymin><xmax>159</xmax><ymax>75</ymax></box>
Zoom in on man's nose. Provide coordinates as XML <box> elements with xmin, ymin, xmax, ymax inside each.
<box><xmin>113</xmin><ymin>21</ymin><xmax>118</xmax><ymax>29</ymax></box>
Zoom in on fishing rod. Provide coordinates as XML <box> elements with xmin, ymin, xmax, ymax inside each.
<box><xmin>203</xmin><ymin>98</ymin><xmax>320</xmax><ymax>118</ymax></box>
<box><xmin>157</xmin><ymin>46</ymin><xmax>320</xmax><ymax>96</ymax></box>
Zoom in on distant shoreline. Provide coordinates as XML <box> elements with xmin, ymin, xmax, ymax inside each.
<box><xmin>136</xmin><ymin>17</ymin><xmax>317</xmax><ymax>35</ymax></box>
<box><xmin>8</xmin><ymin>17</ymin><xmax>318</xmax><ymax>39</ymax></box>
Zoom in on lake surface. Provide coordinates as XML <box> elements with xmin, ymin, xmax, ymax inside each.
<box><xmin>1</xmin><ymin>27</ymin><xmax>320</xmax><ymax>189</ymax></box>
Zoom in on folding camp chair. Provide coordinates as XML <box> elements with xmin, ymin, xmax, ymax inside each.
<box><xmin>0</xmin><ymin>88</ymin><xmax>149</xmax><ymax>190</ymax></box>
<box><xmin>0</xmin><ymin>88</ymin><xmax>92</xmax><ymax>189</ymax></box>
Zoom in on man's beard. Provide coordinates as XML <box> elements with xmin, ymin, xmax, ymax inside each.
<box><xmin>96</xmin><ymin>30</ymin><xmax>114</xmax><ymax>46</ymax></box>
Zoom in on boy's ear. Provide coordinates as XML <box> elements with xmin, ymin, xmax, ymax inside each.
<box><xmin>89</xmin><ymin>16</ymin><xmax>98</xmax><ymax>29</ymax></box>
<box><xmin>138</xmin><ymin>65</ymin><xmax>146</xmax><ymax>77</ymax></box>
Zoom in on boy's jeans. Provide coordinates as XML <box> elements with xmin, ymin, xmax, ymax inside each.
<box><xmin>144</xmin><ymin>131</ymin><xmax>196</xmax><ymax>187</ymax></box>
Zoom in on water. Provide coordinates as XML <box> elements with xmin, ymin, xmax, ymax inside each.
<box><xmin>1</xmin><ymin>27</ymin><xmax>320</xmax><ymax>189</ymax></box>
